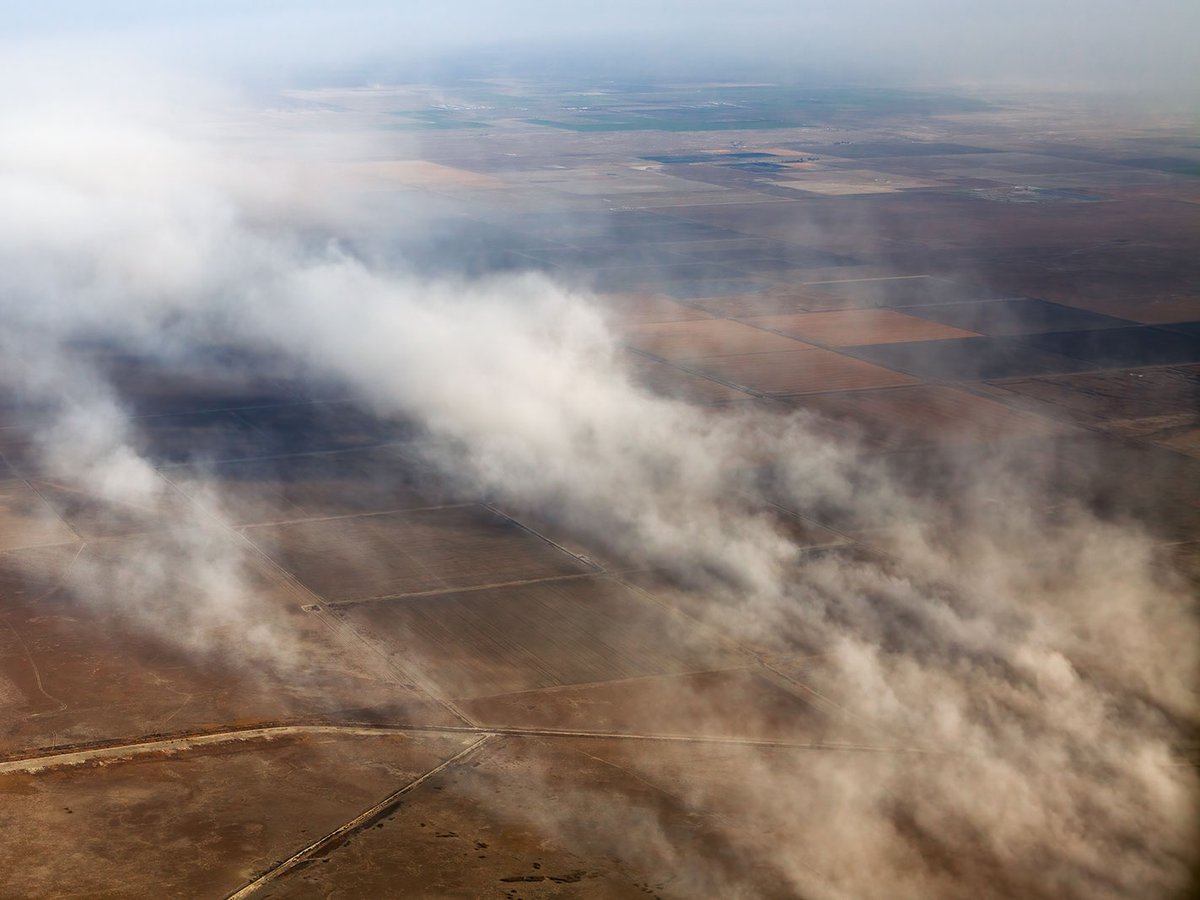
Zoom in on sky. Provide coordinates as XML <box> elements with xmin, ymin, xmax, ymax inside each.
<box><xmin>2</xmin><ymin>0</ymin><xmax>1198</xmax><ymax>95</ymax></box>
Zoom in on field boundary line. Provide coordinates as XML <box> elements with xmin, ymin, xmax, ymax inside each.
<box><xmin>234</xmin><ymin>501</ymin><xmax>475</xmax><ymax>530</ymax></box>
<box><xmin>1</xmin><ymin>721</ymin><xmax>941</xmax><ymax>775</ymax></box>
<box><xmin>323</xmin><ymin>570</ymin><xmax>602</xmax><ymax>607</ymax></box>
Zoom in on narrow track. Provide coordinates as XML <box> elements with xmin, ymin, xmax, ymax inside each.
<box><xmin>0</xmin><ymin>721</ymin><xmax>935</xmax><ymax>775</ymax></box>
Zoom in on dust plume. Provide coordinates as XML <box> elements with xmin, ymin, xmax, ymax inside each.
<box><xmin>0</xmin><ymin>64</ymin><xmax>1196</xmax><ymax>900</ymax></box>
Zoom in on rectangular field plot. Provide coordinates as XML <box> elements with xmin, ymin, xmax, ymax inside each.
<box><xmin>1015</xmin><ymin>326</ymin><xmax>1200</xmax><ymax>368</ymax></box>
<box><xmin>902</xmin><ymin>297</ymin><xmax>1132</xmax><ymax>335</ymax></box>
<box><xmin>625</xmin><ymin>354</ymin><xmax>751</xmax><ymax>404</ymax></box>
<box><xmin>0</xmin><ymin>542</ymin><xmax>454</xmax><ymax>753</ymax></box>
<box><xmin>342</xmin><ymin>159</ymin><xmax>505</xmax><ymax>189</ymax></box>
<box><xmin>785</xmin><ymin>141</ymin><xmax>991</xmax><ymax>159</ymax></box>
<box><xmin>1021</xmin><ymin>435</ymin><xmax>1200</xmax><ymax>540</ymax></box>
<box><xmin>0</xmin><ymin>427</ymin><xmax>45</xmax><ymax>477</ymax></box>
<box><xmin>1051</xmin><ymin>295</ymin><xmax>1200</xmax><ymax>324</ymax></box>
<box><xmin>686</xmin><ymin>348</ymin><xmax>918</xmax><ymax>396</ymax></box>
<box><xmin>339</xmin><ymin>577</ymin><xmax>738</xmax><ymax>699</ymax></box>
<box><xmin>803</xmin><ymin>276</ymin><xmax>999</xmax><ymax>308</ymax></box>
<box><xmin>0</xmin><ymin>482</ymin><xmax>78</xmax><ymax>549</ymax></box>
<box><xmin>656</xmin><ymin>279</ymin><xmax>774</xmax><ymax>300</ymax></box>
<box><xmin>526</xmin><ymin>243</ymin><xmax>686</xmax><ymax>269</ymax></box>
<box><xmin>134</xmin><ymin>410</ymin><xmax>271</xmax><ymax>464</ymax></box>
<box><xmin>597</xmin><ymin>292</ymin><xmax>711</xmax><ymax>326</ymax></box>
<box><xmin>589</xmin><ymin>265</ymin><xmax>755</xmax><ymax>294</ymax></box>
<box><xmin>233</xmin><ymin>401</ymin><xmax>412</xmax><ymax>456</ymax></box>
<box><xmin>845</xmin><ymin>336</ymin><xmax>1093</xmax><ymax>381</ymax></box>
<box><xmin>246</xmin><ymin>505</ymin><xmax>594</xmax><ymax>603</ymax></box>
<box><xmin>79</xmin><ymin>348</ymin><xmax>303</xmax><ymax>417</ymax></box>
<box><xmin>665</xmin><ymin>241</ymin><xmax>857</xmax><ymax>269</ymax></box>
<box><xmin>163</xmin><ymin>446</ymin><xmax>459</xmax><ymax>525</ymax></box>
<box><xmin>744</xmin><ymin>308</ymin><xmax>979</xmax><ymax>346</ymax></box>
<box><xmin>784</xmin><ymin>384</ymin><xmax>1066</xmax><ymax>450</ymax></box>
<box><xmin>1102</xmin><ymin>413</ymin><xmax>1200</xmax><ymax>459</ymax></box>
<box><xmin>993</xmin><ymin>365</ymin><xmax>1200</xmax><ymax>423</ymax></box>
<box><xmin>29</xmin><ymin>480</ymin><xmax>194</xmax><ymax>540</ymax></box>
<box><xmin>691</xmin><ymin>281</ymin><xmax>881</xmax><ymax>317</ymax></box>
<box><xmin>623</xmin><ymin>318</ymin><xmax>810</xmax><ymax>360</ymax></box>
<box><xmin>774</xmin><ymin>170</ymin><xmax>941</xmax><ymax>195</ymax></box>
<box><xmin>257</xmin><ymin>739</ymin><xmax>722</xmax><ymax>899</ymax></box>
<box><xmin>0</xmin><ymin>731</ymin><xmax>474</xmax><ymax>900</ymax></box>
<box><xmin>462</xmin><ymin>667</ymin><xmax>847</xmax><ymax>742</ymax></box>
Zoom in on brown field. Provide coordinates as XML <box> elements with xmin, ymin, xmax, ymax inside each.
<box><xmin>245</xmin><ymin>505</ymin><xmax>594</xmax><ymax>603</ymax></box>
<box><xmin>686</xmin><ymin>347</ymin><xmax>919</xmax><ymax>396</ymax></box>
<box><xmin>1164</xmin><ymin>541</ymin><xmax>1200</xmax><ymax>586</ymax></box>
<box><xmin>597</xmin><ymin>291</ymin><xmax>712</xmax><ymax>325</ymax></box>
<box><xmin>620</xmin><ymin>548</ymin><xmax>899</xmax><ymax>661</ymax></box>
<box><xmin>0</xmin><ymin>731</ymin><xmax>475</xmax><ymax>899</ymax></box>
<box><xmin>0</xmin><ymin>541</ymin><xmax>457</xmax><ymax>754</ymax></box>
<box><xmin>264</xmin><ymin>736</ymin><xmax>823</xmax><ymax>899</ymax></box>
<box><xmin>744</xmin><ymin>308</ymin><xmax>980</xmax><ymax>346</ymax></box>
<box><xmin>774</xmin><ymin>169</ymin><xmax>942</xmax><ymax>194</ymax></box>
<box><xmin>625</xmin><ymin>353</ymin><xmax>752</xmax><ymax>404</ymax></box>
<box><xmin>1102</xmin><ymin>414</ymin><xmax>1200</xmax><ymax>458</ymax></box>
<box><xmin>992</xmin><ymin>365</ymin><xmax>1200</xmax><ymax>424</ymax></box>
<box><xmin>692</xmin><ymin>284</ymin><xmax>854</xmax><ymax>317</ymax></box>
<box><xmin>781</xmin><ymin>384</ymin><xmax>1068</xmax><ymax>450</ymax></box>
<box><xmin>261</xmin><ymin>737</ymin><xmax>683</xmax><ymax>898</ymax></box>
<box><xmin>985</xmin><ymin>368</ymin><xmax>1200</xmax><ymax>458</ymax></box>
<box><xmin>602</xmin><ymin>573</ymin><xmax>744</xmax><ymax>648</ymax></box>
<box><xmin>461</xmin><ymin>666</ymin><xmax>858</xmax><ymax>743</ymax></box>
<box><xmin>0</xmin><ymin>482</ymin><xmax>77</xmax><ymax>550</ymax></box>
<box><xmin>28</xmin><ymin>480</ymin><xmax>193</xmax><ymax>540</ymax></box>
<box><xmin>341</xmin><ymin>160</ymin><xmax>505</xmax><ymax>189</ymax></box>
<box><xmin>1102</xmin><ymin>183</ymin><xmax>1200</xmax><ymax>204</ymax></box>
<box><xmin>623</xmin><ymin>317</ymin><xmax>811</xmax><ymax>360</ymax></box>
<box><xmin>338</xmin><ymin>577</ymin><xmax>740</xmax><ymax>700</ymax></box>
<box><xmin>1024</xmin><ymin>435</ymin><xmax>1200</xmax><ymax>541</ymax></box>
<box><xmin>1050</xmin><ymin>294</ymin><xmax>1200</xmax><ymax>324</ymax></box>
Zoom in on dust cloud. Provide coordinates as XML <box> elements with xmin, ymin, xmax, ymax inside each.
<box><xmin>0</xmin><ymin>63</ymin><xmax>1196</xmax><ymax>899</ymax></box>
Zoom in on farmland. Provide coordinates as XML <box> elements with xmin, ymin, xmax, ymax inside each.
<box><xmin>2</xmin><ymin>68</ymin><xmax>1198</xmax><ymax>899</ymax></box>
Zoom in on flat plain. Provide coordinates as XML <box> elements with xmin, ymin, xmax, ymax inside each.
<box><xmin>2</xmin><ymin>77</ymin><xmax>1198</xmax><ymax>897</ymax></box>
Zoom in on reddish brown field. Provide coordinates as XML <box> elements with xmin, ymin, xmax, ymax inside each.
<box><xmin>686</xmin><ymin>347</ymin><xmax>919</xmax><ymax>396</ymax></box>
<box><xmin>623</xmin><ymin>318</ymin><xmax>810</xmax><ymax>360</ymax></box>
<box><xmin>744</xmin><ymin>308</ymin><xmax>979</xmax><ymax>346</ymax></box>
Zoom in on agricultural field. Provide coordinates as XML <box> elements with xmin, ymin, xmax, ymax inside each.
<box><xmin>3</xmin><ymin>67</ymin><xmax>1198</xmax><ymax>899</ymax></box>
<box><xmin>244</xmin><ymin>505</ymin><xmax>596</xmax><ymax>603</ymax></box>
